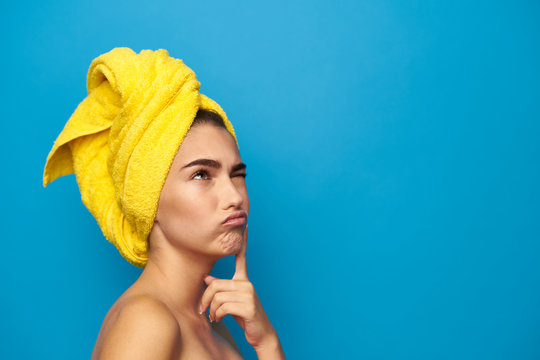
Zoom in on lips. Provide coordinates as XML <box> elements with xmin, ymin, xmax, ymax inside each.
<box><xmin>222</xmin><ymin>210</ymin><xmax>248</xmax><ymax>225</ymax></box>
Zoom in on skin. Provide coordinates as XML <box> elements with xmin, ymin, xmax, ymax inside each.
<box><xmin>91</xmin><ymin>123</ymin><xmax>285</xmax><ymax>359</ymax></box>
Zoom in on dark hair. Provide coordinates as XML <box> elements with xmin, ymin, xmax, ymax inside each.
<box><xmin>191</xmin><ymin>109</ymin><xmax>227</xmax><ymax>129</ymax></box>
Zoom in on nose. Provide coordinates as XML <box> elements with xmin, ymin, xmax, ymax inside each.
<box><xmin>220</xmin><ymin>176</ymin><xmax>244</xmax><ymax>210</ymax></box>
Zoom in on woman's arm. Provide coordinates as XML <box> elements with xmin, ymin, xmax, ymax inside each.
<box><xmin>200</xmin><ymin>226</ymin><xmax>286</xmax><ymax>360</ymax></box>
<box><xmin>253</xmin><ymin>334</ymin><xmax>286</xmax><ymax>360</ymax></box>
<box><xmin>92</xmin><ymin>296</ymin><xmax>181</xmax><ymax>360</ymax></box>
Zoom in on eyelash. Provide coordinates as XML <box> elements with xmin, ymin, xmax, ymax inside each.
<box><xmin>192</xmin><ymin>169</ymin><xmax>247</xmax><ymax>180</ymax></box>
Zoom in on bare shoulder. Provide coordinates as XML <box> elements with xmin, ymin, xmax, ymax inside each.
<box><xmin>91</xmin><ymin>295</ymin><xmax>181</xmax><ymax>360</ymax></box>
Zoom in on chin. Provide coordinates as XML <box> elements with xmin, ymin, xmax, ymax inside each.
<box><xmin>218</xmin><ymin>229</ymin><xmax>243</xmax><ymax>254</ymax></box>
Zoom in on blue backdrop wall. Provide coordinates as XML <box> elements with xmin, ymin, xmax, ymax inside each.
<box><xmin>2</xmin><ymin>1</ymin><xmax>539</xmax><ymax>359</ymax></box>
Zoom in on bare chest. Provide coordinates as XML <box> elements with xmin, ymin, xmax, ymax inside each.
<box><xmin>176</xmin><ymin>325</ymin><xmax>244</xmax><ymax>360</ymax></box>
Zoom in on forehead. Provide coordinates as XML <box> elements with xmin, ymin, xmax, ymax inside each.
<box><xmin>174</xmin><ymin>124</ymin><xmax>240</xmax><ymax>163</ymax></box>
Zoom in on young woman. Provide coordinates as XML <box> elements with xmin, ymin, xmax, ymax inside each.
<box><xmin>91</xmin><ymin>110</ymin><xmax>284</xmax><ymax>359</ymax></box>
<box><xmin>43</xmin><ymin>47</ymin><xmax>285</xmax><ymax>359</ymax></box>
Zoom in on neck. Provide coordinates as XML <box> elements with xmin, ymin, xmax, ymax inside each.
<box><xmin>136</xmin><ymin>240</ymin><xmax>218</xmax><ymax>320</ymax></box>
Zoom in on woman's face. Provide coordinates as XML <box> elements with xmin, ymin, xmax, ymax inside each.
<box><xmin>151</xmin><ymin>123</ymin><xmax>249</xmax><ymax>258</ymax></box>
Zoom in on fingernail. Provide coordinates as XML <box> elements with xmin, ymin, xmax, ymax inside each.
<box><xmin>199</xmin><ymin>304</ymin><xmax>203</xmax><ymax>314</ymax></box>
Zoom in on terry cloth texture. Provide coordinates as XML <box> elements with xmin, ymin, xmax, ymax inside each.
<box><xmin>43</xmin><ymin>47</ymin><xmax>238</xmax><ymax>268</ymax></box>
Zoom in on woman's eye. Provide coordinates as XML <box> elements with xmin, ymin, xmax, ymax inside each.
<box><xmin>192</xmin><ymin>170</ymin><xmax>210</xmax><ymax>180</ymax></box>
<box><xmin>192</xmin><ymin>170</ymin><xmax>246</xmax><ymax>180</ymax></box>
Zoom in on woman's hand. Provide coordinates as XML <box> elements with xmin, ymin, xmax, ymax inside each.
<box><xmin>199</xmin><ymin>225</ymin><xmax>285</xmax><ymax>357</ymax></box>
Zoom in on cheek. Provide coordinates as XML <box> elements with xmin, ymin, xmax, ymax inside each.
<box><xmin>239</xmin><ymin>186</ymin><xmax>250</xmax><ymax>212</ymax></box>
<box><xmin>159</xmin><ymin>186</ymin><xmax>212</xmax><ymax>237</ymax></box>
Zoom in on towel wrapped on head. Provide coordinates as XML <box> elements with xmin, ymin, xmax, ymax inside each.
<box><xmin>43</xmin><ymin>47</ymin><xmax>238</xmax><ymax>268</ymax></box>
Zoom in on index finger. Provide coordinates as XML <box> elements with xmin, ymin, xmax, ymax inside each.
<box><xmin>232</xmin><ymin>225</ymin><xmax>248</xmax><ymax>281</ymax></box>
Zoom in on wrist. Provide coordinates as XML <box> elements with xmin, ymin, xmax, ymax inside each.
<box><xmin>254</xmin><ymin>334</ymin><xmax>285</xmax><ymax>360</ymax></box>
<box><xmin>254</xmin><ymin>334</ymin><xmax>279</xmax><ymax>351</ymax></box>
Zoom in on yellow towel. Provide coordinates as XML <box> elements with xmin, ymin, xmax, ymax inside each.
<box><xmin>43</xmin><ymin>47</ymin><xmax>238</xmax><ymax>268</ymax></box>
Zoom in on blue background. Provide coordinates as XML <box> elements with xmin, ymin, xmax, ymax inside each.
<box><xmin>2</xmin><ymin>1</ymin><xmax>539</xmax><ymax>359</ymax></box>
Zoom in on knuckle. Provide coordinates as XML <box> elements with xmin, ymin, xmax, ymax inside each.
<box><xmin>217</xmin><ymin>303</ymin><xmax>228</xmax><ymax>317</ymax></box>
<box><xmin>214</xmin><ymin>292</ymin><xmax>224</xmax><ymax>303</ymax></box>
<box><xmin>243</xmin><ymin>281</ymin><xmax>254</xmax><ymax>291</ymax></box>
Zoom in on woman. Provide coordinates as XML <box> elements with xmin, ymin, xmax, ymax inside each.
<box><xmin>43</xmin><ymin>48</ymin><xmax>285</xmax><ymax>359</ymax></box>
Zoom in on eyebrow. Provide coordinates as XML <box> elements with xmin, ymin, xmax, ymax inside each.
<box><xmin>181</xmin><ymin>158</ymin><xmax>247</xmax><ymax>172</ymax></box>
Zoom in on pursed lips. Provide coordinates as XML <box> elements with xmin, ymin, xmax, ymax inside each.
<box><xmin>222</xmin><ymin>210</ymin><xmax>248</xmax><ymax>225</ymax></box>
